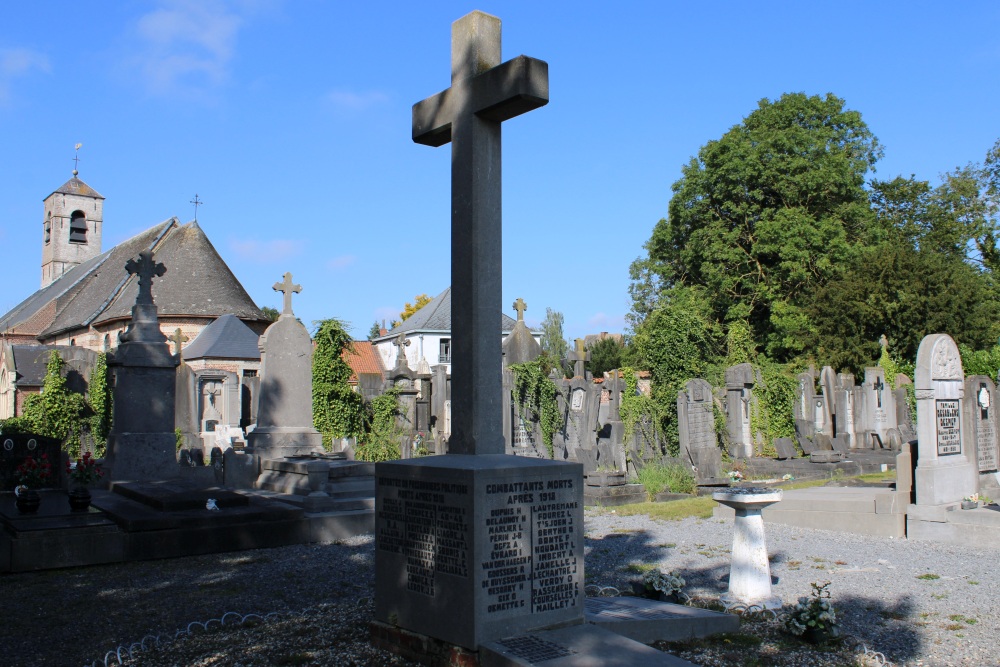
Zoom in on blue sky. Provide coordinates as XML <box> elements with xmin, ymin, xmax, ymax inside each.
<box><xmin>2</xmin><ymin>1</ymin><xmax>998</xmax><ymax>341</ymax></box>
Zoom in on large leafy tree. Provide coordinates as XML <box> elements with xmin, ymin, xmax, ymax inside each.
<box><xmin>632</xmin><ymin>93</ymin><xmax>883</xmax><ymax>362</ymax></box>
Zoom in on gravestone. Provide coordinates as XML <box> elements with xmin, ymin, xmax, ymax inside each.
<box><xmin>895</xmin><ymin>388</ymin><xmax>916</xmax><ymax>443</ymax></box>
<box><xmin>793</xmin><ymin>372</ymin><xmax>816</xmax><ymax>443</ymax></box>
<box><xmin>913</xmin><ymin>334</ymin><xmax>978</xmax><ymax>506</ymax></box>
<box><xmin>103</xmin><ymin>251</ymin><xmax>180</xmax><ymax>482</ymax></box>
<box><xmin>725</xmin><ymin>364</ymin><xmax>755</xmax><ymax>458</ymax></box>
<box><xmin>835</xmin><ymin>373</ymin><xmax>857</xmax><ymax>448</ymax></box>
<box><xmin>862</xmin><ymin>367</ymin><xmax>897</xmax><ymax>448</ymax></box>
<box><xmin>375</xmin><ymin>11</ymin><xmax>584</xmax><ymax>653</ymax></box>
<box><xmin>963</xmin><ymin>376</ymin><xmax>999</xmax><ymax>474</ymax></box>
<box><xmin>819</xmin><ymin>366</ymin><xmax>837</xmax><ymax>435</ymax></box>
<box><xmin>244</xmin><ymin>273</ymin><xmax>324</xmax><ymax>459</ymax></box>
<box><xmin>568</xmin><ymin>338</ymin><xmax>590</xmax><ymax>379</ymax></box>
<box><xmin>678</xmin><ymin>379</ymin><xmax>721</xmax><ymax>478</ymax></box>
<box><xmin>773</xmin><ymin>437</ymin><xmax>796</xmax><ymax>460</ymax></box>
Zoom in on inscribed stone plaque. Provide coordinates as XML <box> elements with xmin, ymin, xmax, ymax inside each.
<box><xmin>375</xmin><ymin>455</ymin><xmax>584</xmax><ymax>649</ymax></box>
<box><xmin>570</xmin><ymin>388</ymin><xmax>585</xmax><ymax>412</ymax></box>
<box><xmin>936</xmin><ymin>399</ymin><xmax>961</xmax><ymax>456</ymax></box>
<box><xmin>966</xmin><ymin>377</ymin><xmax>999</xmax><ymax>473</ymax></box>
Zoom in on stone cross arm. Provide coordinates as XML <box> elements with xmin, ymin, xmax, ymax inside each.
<box><xmin>273</xmin><ymin>272</ymin><xmax>302</xmax><ymax>316</ymax></box>
<box><xmin>513</xmin><ymin>297</ymin><xmax>527</xmax><ymax>321</ymax></box>
<box><xmin>413</xmin><ymin>55</ymin><xmax>548</xmax><ymax>147</ymax></box>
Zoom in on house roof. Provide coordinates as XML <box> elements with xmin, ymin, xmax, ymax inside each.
<box><xmin>9</xmin><ymin>344</ymin><xmax>97</xmax><ymax>388</ymax></box>
<box><xmin>182</xmin><ymin>314</ymin><xmax>261</xmax><ymax>361</ymax></box>
<box><xmin>49</xmin><ymin>177</ymin><xmax>105</xmax><ymax>200</ymax></box>
<box><xmin>1</xmin><ymin>219</ymin><xmax>268</xmax><ymax>341</ymax></box>
<box><xmin>342</xmin><ymin>340</ymin><xmax>385</xmax><ymax>382</ymax></box>
<box><xmin>380</xmin><ymin>287</ymin><xmax>518</xmax><ymax>338</ymax></box>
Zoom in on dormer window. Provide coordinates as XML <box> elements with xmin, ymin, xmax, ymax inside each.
<box><xmin>69</xmin><ymin>210</ymin><xmax>87</xmax><ymax>244</ymax></box>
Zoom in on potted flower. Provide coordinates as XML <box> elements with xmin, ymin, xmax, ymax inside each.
<box><xmin>637</xmin><ymin>568</ymin><xmax>687</xmax><ymax>603</ymax></box>
<box><xmin>961</xmin><ymin>493</ymin><xmax>980</xmax><ymax>510</ymax></box>
<box><xmin>726</xmin><ymin>470</ymin><xmax>744</xmax><ymax>484</ymax></box>
<box><xmin>784</xmin><ymin>581</ymin><xmax>840</xmax><ymax>644</ymax></box>
<box><xmin>66</xmin><ymin>452</ymin><xmax>103</xmax><ymax>511</ymax></box>
<box><xmin>14</xmin><ymin>454</ymin><xmax>53</xmax><ymax>514</ymax></box>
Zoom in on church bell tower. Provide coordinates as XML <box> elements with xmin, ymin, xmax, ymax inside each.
<box><xmin>41</xmin><ymin>162</ymin><xmax>104</xmax><ymax>288</ymax></box>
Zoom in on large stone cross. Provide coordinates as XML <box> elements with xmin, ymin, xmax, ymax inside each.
<box><xmin>273</xmin><ymin>272</ymin><xmax>301</xmax><ymax>316</ymax></box>
<box><xmin>393</xmin><ymin>331</ymin><xmax>411</xmax><ymax>362</ymax></box>
<box><xmin>125</xmin><ymin>250</ymin><xmax>166</xmax><ymax>306</ymax></box>
<box><xmin>512</xmin><ymin>297</ymin><xmax>527</xmax><ymax>322</ymax></box>
<box><xmin>413</xmin><ymin>10</ymin><xmax>548</xmax><ymax>455</ymax></box>
<box><xmin>568</xmin><ymin>338</ymin><xmax>590</xmax><ymax>378</ymax></box>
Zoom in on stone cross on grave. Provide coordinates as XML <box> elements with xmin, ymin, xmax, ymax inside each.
<box><xmin>412</xmin><ymin>10</ymin><xmax>548</xmax><ymax>455</ymax></box>
<box><xmin>125</xmin><ymin>251</ymin><xmax>166</xmax><ymax>306</ymax></box>
<box><xmin>392</xmin><ymin>331</ymin><xmax>411</xmax><ymax>366</ymax></box>
<box><xmin>873</xmin><ymin>375</ymin><xmax>885</xmax><ymax>408</ymax></box>
<box><xmin>170</xmin><ymin>328</ymin><xmax>189</xmax><ymax>356</ymax></box>
<box><xmin>513</xmin><ymin>297</ymin><xmax>527</xmax><ymax>321</ymax></box>
<box><xmin>273</xmin><ymin>272</ymin><xmax>301</xmax><ymax>316</ymax></box>
<box><xmin>568</xmin><ymin>337</ymin><xmax>590</xmax><ymax>378</ymax></box>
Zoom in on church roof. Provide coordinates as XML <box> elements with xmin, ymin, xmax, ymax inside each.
<box><xmin>49</xmin><ymin>177</ymin><xmax>104</xmax><ymax>200</ymax></box>
<box><xmin>0</xmin><ymin>218</ymin><xmax>268</xmax><ymax>341</ymax></box>
<box><xmin>182</xmin><ymin>314</ymin><xmax>261</xmax><ymax>361</ymax></box>
<box><xmin>382</xmin><ymin>287</ymin><xmax>517</xmax><ymax>337</ymax></box>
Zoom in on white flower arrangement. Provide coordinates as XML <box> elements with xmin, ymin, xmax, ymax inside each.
<box><xmin>784</xmin><ymin>581</ymin><xmax>840</xmax><ymax>638</ymax></box>
<box><xmin>642</xmin><ymin>568</ymin><xmax>685</xmax><ymax>596</ymax></box>
<box><xmin>963</xmin><ymin>493</ymin><xmax>981</xmax><ymax>503</ymax></box>
<box><xmin>726</xmin><ymin>470</ymin><xmax>744</xmax><ymax>482</ymax></box>
<box><xmin>782</xmin><ymin>474</ymin><xmax>795</xmax><ymax>481</ymax></box>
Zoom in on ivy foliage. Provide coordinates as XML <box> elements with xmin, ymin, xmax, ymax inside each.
<box><xmin>355</xmin><ymin>387</ymin><xmax>402</xmax><ymax>462</ymax></box>
<box><xmin>509</xmin><ymin>359</ymin><xmax>562</xmax><ymax>458</ymax></box>
<box><xmin>312</xmin><ymin>319</ymin><xmax>365</xmax><ymax>447</ymax></box>
<box><xmin>88</xmin><ymin>353</ymin><xmax>111</xmax><ymax>455</ymax></box>
<box><xmin>618</xmin><ymin>366</ymin><xmax>664</xmax><ymax>456</ymax></box>
<box><xmin>17</xmin><ymin>352</ymin><xmax>90</xmax><ymax>457</ymax></box>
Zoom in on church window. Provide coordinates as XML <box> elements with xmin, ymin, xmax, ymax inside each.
<box><xmin>69</xmin><ymin>210</ymin><xmax>88</xmax><ymax>243</ymax></box>
<box><xmin>45</xmin><ymin>214</ymin><xmax>51</xmax><ymax>244</ymax></box>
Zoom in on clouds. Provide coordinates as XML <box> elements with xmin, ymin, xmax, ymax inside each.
<box><xmin>0</xmin><ymin>48</ymin><xmax>50</xmax><ymax>105</ymax></box>
<box><xmin>326</xmin><ymin>254</ymin><xmax>357</xmax><ymax>271</ymax></box>
<box><xmin>130</xmin><ymin>0</ymin><xmax>248</xmax><ymax>96</ymax></box>
<box><xmin>324</xmin><ymin>89</ymin><xmax>390</xmax><ymax>113</ymax></box>
<box><xmin>229</xmin><ymin>237</ymin><xmax>302</xmax><ymax>263</ymax></box>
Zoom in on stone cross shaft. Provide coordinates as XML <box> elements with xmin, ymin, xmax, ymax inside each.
<box><xmin>513</xmin><ymin>297</ymin><xmax>527</xmax><ymax>321</ymax></box>
<box><xmin>873</xmin><ymin>376</ymin><xmax>884</xmax><ymax>408</ymax></box>
<box><xmin>273</xmin><ymin>272</ymin><xmax>301</xmax><ymax>316</ymax></box>
<box><xmin>568</xmin><ymin>337</ymin><xmax>590</xmax><ymax>378</ymax></box>
<box><xmin>412</xmin><ymin>10</ymin><xmax>548</xmax><ymax>455</ymax></box>
<box><xmin>393</xmin><ymin>332</ymin><xmax>411</xmax><ymax>365</ymax></box>
<box><xmin>125</xmin><ymin>251</ymin><xmax>167</xmax><ymax>306</ymax></box>
<box><xmin>170</xmin><ymin>328</ymin><xmax>189</xmax><ymax>356</ymax></box>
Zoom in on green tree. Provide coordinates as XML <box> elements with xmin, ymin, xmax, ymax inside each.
<box><xmin>587</xmin><ymin>336</ymin><xmax>625</xmax><ymax>378</ymax></box>
<box><xmin>312</xmin><ymin>319</ymin><xmax>365</xmax><ymax>447</ymax></box>
<box><xmin>390</xmin><ymin>294</ymin><xmax>432</xmax><ymax>328</ymax></box>
<box><xmin>539</xmin><ymin>308</ymin><xmax>570</xmax><ymax>377</ymax></box>
<box><xmin>367</xmin><ymin>320</ymin><xmax>382</xmax><ymax>340</ymax></box>
<box><xmin>261</xmin><ymin>306</ymin><xmax>280</xmax><ymax>322</ymax></box>
<box><xmin>18</xmin><ymin>351</ymin><xmax>89</xmax><ymax>455</ymax></box>
<box><xmin>632</xmin><ymin>92</ymin><xmax>882</xmax><ymax>362</ymax></box>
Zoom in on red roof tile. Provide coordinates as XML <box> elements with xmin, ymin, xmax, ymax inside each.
<box><xmin>342</xmin><ymin>341</ymin><xmax>384</xmax><ymax>382</ymax></box>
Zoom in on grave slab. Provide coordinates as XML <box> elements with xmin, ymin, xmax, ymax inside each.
<box><xmin>584</xmin><ymin>596</ymin><xmax>738</xmax><ymax>644</ymax></box>
<box><xmin>480</xmin><ymin>624</ymin><xmax>697</xmax><ymax>667</ymax></box>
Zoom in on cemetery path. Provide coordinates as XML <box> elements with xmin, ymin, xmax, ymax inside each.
<box><xmin>1</xmin><ymin>512</ymin><xmax>997</xmax><ymax>666</ymax></box>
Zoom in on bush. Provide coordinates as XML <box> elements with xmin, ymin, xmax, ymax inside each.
<box><xmin>637</xmin><ymin>462</ymin><xmax>696</xmax><ymax>500</ymax></box>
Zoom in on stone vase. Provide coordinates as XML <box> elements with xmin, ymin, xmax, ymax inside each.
<box><xmin>961</xmin><ymin>500</ymin><xmax>978</xmax><ymax>510</ymax></box>
<box><xmin>68</xmin><ymin>487</ymin><xmax>92</xmax><ymax>512</ymax></box>
<box><xmin>15</xmin><ymin>488</ymin><xmax>41</xmax><ymax>514</ymax></box>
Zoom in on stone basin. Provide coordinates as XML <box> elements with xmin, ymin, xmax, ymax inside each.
<box><xmin>713</xmin><ymin>487</ymin><xmax>782</xmax><ymax>610</ymax></box>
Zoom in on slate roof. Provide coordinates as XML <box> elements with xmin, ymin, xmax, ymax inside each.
<box><xmin>382</xmin><ymin>287</ymin><xmax>518</xmax><ymax>337</ymax></box>
<box><xmin>342</xmin><ymin>340</ymin><xmax>385</xmax><ymax>382</ymax></box>
<box><xmin>0</xmin><ymin>219</ymin><xmax>268</xmax><ymax>341</ymax></box>
<box><xmin>49</xmin><ymin>177</ymin><xmax>105</xmax><ymax>200</ymax></box>
<box><xmin>183</xmin><ymin>314</ymin><xmax>261</xmax><ymax>361</ymax></box>
<box><xmin>10</xmin><ymin>346</ymin><xmax>57</xmax><ymax>387</ymax></box>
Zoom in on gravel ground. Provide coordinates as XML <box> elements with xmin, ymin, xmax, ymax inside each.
<box><xmin>1</xmin><ymin>511</ymin><xmax>997</xmax><ymax>667</ymax></box>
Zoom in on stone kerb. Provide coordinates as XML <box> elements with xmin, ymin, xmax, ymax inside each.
<box><xmin>913</xmin><ymin>334</ymin><xmax>978</xmax><ymax>506</ymax></box>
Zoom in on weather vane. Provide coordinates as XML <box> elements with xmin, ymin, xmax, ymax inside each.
<box><xmin>73</xmin><ymin>143</ymin><xmax>82</xmax><ymax>177</ymax></box>
<box><xmin>190</xmin><ymin>194</ymin><xmax>203</xmax><ymax>222</ymax></box>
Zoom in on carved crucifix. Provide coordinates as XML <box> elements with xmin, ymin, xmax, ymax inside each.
<box><xmin>412</xmin><ymin>10</ymin><xmax>548</xmax><ymax>455</ymax></box>
<box><xmin>170</xmin><ymin>328</ymin><xmax>189</xmax><ymax>356</ymax></box>
<box><xmin>272</xmin><ymin>272</ymin><xmax>301</xmax><ymax>316</ymax></box>
<box><xmin>872</xmin><ymin>375</ymin><xmax>884</xmax><ymax>409</ymax></box>
<box><xmin>512</xmin><ymin>297</ymin><xmax>527</xmax><ymax>322</ymax></box>
<box><xmin>125</xmin><ymin>250</ymin><xmax>166</xmax><ymax>306</ymax></box>
<box><xmin>393</xmin><ymin>332</ymin><xmax>411</xmax><ymax>366</ymax></box>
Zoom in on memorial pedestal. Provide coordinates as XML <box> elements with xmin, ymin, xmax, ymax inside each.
<box><xmin>713</xmin><ymin>488</ymin><xmax>782</xmax><ymax>610</ymax></box>
<box><xmin>375</xmin><ymin>454</ymin><xmax>584</xmax><ymax>650</ymax></box>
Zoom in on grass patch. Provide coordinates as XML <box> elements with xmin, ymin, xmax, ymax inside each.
<box><xmin>916</xmin><ymin>573</ymin><xmax>940</xmax><ymax>580</ymax></box>
<box><xmin>636</xmin><ymin>462</ymin><xmax>696</xmax><ymax>500</ymax></box>
<box><xmin>968</xmin><ymin>580</ymin><xmax>979</xmax><ymax>585</ymax></box>
<box><xmin>610</xmin><ymin>496</ymin><xmax>716</xmax><ymax>521</ymax></box>
<box><xmin>623</xmin><ymin>563</ymin><xmax>657</xmax><ymax>574</ymax></box>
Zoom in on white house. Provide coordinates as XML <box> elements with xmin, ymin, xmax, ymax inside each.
<box><xmin>373</xmin><ymin>287</ymin><xmax>542</xmax><ymax>374</ymax></box>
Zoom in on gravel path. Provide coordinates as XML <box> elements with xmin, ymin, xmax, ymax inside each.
<box><xmin>1</xmin><ymin>511</ymin><xmax>996</xmax><ymax>666</ymax></box>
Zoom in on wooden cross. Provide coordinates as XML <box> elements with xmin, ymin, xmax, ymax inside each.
<box><xmin>412</xmin><ymin>11</ymin><xmax>548</xmax><ymax>455</ymax></box>
<box><xmin>512</xmin><ymin>297</ymin><xmax>527</xmax><ymax>321</ymax></box>
<box><xmin>170</xmin><ymin>328</ymin><xmax>189</xmax><ymax>356</ymax></box>
<box><xmin>125</xmin><ymin>250</ymin><xmax>166</xmax><ymax>306</ymax></box>
<box><xmin>568</xmin><ymin>337</ymin><xmax>590</xmax><ymax>378</ymax></box>
<box><xmin>272</xmin><ymin>272</ymin><xmax>301</xmax><ymax>316</ymax></box>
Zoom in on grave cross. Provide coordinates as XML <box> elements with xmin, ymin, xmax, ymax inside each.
<box><xmin>513</xmin><ymin>297</ymin><xmax>527</xmax><ymax>321</ymax></box>
<box><xmin>393</xmin><ymin>332</ymin><xmax>411</xmax><ymax>365</ymax></box>
<box><xmin>412</xmin><ymin>10</ymin><xmax>548</xmax><ymax>455</ymax></box>
<box><xmin>872</xmin><ymin>375</ymin><xmax>884</xmax><ymax>409</ymax></box>
<box><xmin>170</xmin><ymin>328</ymin><xmax>189</xmax><ymax>356</ymax></box>
<box><xmin>125</xmin><ymin>250</ymin><xmax>167</xmax><ymax>306</ymax></box>
<box><xmin>568</xmin><ymin>338</ymin><xmax>590</xmax><ymax>378</ymax></box>
<box><xmin>272</xmin><ymin>272</ymin><xmax>301</xmax><ymax>316</ymax></box>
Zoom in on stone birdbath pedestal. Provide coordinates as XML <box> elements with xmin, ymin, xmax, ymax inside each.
<box><xmin>713</xmin><ymin>487</ymin><xmax>783</xmax><ymax>610</ymax></box>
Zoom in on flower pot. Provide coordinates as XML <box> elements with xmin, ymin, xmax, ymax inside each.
<box><xmin>15</xmin><ymin>488</ymin><xmax>41</xmax><ymax>514</ymax></box>
<box><xmin>961</xmin><ymin>500</ymin><xmax>978</xmax><ymax>510</ymax></box>
<box><xmin>68</xmin><ymin>487</ymin><xmax>92</xmax><ymax>512</ymax></box>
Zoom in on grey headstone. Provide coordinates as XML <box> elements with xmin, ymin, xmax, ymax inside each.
<box><xmin>814</xmin><ymin>434</ymin><xmax>834</xmax><ymax>451</ymax></box>
<box><xmin>774</xmin><ymin>437</ymin><xmax>796</xmax><ymax>460</ymax></box>
<box><xmin>831</xmin><ymin>434</ymin><xmax>851</xmax><ymax>454</ymax></box>
<box><xmin>964</xmin><ymin>375</ymin><xmax>999</xmax><ymax>473</ymax></box>
<box><xmin>725</xmin><ymin>363</ymin><xmax>755</xmax><ymax>458</ymax></box>
<box><xmin>678</xmin><ymin>378</ymin><xmax>720</xmax><ymax>478</ymax></box>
